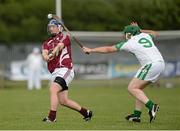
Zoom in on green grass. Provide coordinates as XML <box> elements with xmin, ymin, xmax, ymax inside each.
<box><xmin>0</xmin><ymin>79</ymin><xmax>180</xmax><ymax>130</ymax></box>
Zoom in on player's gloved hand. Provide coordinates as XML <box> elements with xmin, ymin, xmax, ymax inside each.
<box><xmin>47</xmin><ymin>49</ymin><xmax>55</xmax><ymax>61</ymax></box>
<box><xmin>43</xmin><ymin>55</ymin><xmax>50</xmax><ymax>62</ymax></box>
<box><xmin>131</xmin><ymin>21</ymin><xmax>138</xmax><ymax>26</ymax></box>
<box><xmin>131</xmin><ymin>22</ymin><xmax>144</xmax><ymax>33</ymax></box>
<box><xmin>43</xmin><ymin>52</ymin><xmax>54</xmax><ymax>62</ymax></box>
<box><xmin>48</xmin><ymin>53</ymin><xmax>55</xmax><ymax>61</ymax></box>
<box><xmin>82</xmin><ymin>47</ymin><xmax>91</xmax><ymax>54</ymax></box>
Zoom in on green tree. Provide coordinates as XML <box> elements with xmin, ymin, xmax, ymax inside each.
<box><xmin>0</xmin><ymin>0</ymin><xmax>179</xmax><ymax>44</ymax></box>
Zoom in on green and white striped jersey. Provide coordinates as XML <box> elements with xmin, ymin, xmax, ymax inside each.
<box><xmin>116</xmin><ymin>33</ymin><xmax>164</xmax><ymax>66</ymax></box>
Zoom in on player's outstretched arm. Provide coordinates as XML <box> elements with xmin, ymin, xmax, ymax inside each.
<box><xmin>42</xmin><ymin>43</ymin><xmax>65</xmax><ymax>62</ymax></box>
<box><xmin>51</xmin><ymin>43</ymin><xmax>64</xmax><ymax>56</ymax></box>
<box><xmin>83</xmin><ymin>46</ymin><xmax>118</xmax><ymax>54</ymax></box>
<box><xmin>42</xmin><ymin>50</ymin><xmax>50</xmax><ymax>62</ymax></box>
<box><xmin>47</xmin><ymin>43</ymin><xmax>65</xmax><ymax>60</ymax></box>
<box><xmin>131</xmin><ymin>21</ymin><xmax>159</xmax><ymax>37</ymax></box>
<box><xmin>140</xmin><ymin>29</ymin><xmax>159</xmax><ymax>37</ymax></box>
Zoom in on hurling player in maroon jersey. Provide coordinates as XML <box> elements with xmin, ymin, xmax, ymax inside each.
<box><xmin>41</xmin><ymin>19</ymin><xmax>92</xmax><ymax>122</ymax></box>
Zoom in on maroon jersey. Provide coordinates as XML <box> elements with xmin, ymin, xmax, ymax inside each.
<box><xmin>42</xmin><ymin>33</ymin><xmax>73</xmax><ymax>73</ymax></box>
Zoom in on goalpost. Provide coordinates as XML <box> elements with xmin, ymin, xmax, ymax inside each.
<box><xmin>55</xmin><ymin>0</ymin><xmax>62</xmax><ymax>19</ymax></box>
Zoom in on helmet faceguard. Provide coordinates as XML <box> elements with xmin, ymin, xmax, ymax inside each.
<box><xmin>123</xmin><ymin>25</ymin><xmax>141</xmax><ymax>39</ymax></box>
<box><xmin>47</xmin><ymin>19</ymin><xmax>63</xmax><ymax>36</ymax></box>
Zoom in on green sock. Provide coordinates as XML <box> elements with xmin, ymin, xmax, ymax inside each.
<box><xmin>145</xmin><ymin>100</ymin><xmax>154</xmax><ymax>111</ymax></box>
<box><xmin>133</xmin><ymin>110</ymin><xmax>141</xmax><ymax>117</ymax></box>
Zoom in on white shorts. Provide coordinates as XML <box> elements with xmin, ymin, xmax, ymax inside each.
<box><xmin>135</xmin><ymin>61</ymin><xmax>165</xmax><ymax>83</ymax></box>
<box><xmin>51</xmin><ymin>67</ymin><xmax>74</xmax><ymax>86</ymax></box>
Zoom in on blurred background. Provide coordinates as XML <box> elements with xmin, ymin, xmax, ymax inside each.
<box><xmin>0</xmin><ymin>0</ymin><xmax>180</xmax><ymax>88</ymax></box>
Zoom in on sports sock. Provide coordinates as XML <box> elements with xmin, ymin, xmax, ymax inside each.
<box><xmin>79</xmin><ymin>107</ymin><xmax>88</xmax><ymax>117</ymax></box>
<box><xmin>48</xmin><ymin>110</ymin><xmax>56</xmax><ymax>121</ymax></box>
<box><xmin>133</xmin><ymin>110</ymin><xmax>142</xmax><ymax>117</ymax></box>
<box><xmin>145</xmin><ymin>100</ymin><xmax>154</xmax><ymax>111</ymax></box>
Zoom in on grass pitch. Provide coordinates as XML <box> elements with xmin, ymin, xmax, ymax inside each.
<box><xmin>0</xmin><ymin>79</ymin><xmax>180</xmax><ymax>130</ymax></box>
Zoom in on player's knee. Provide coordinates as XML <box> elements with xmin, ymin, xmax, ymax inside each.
<box><xmin>127</xmin><ymin>86</ymin><xmax>132</xmax><ymax>93</ymax></box>
<box><xmin>49</xmin><ymin>85</ymin><xmax>59</xmax><ymax>94</ymax></box>
<box><xmin>59</xmin><ymin>98</ymin><xmax>68</xmax><ymax>106</ymax></box>
<box><xmin>54</xmin><ymin>77</ymin><xmax>68</xmax><ymax>91</ymax></box>
<box><xmin>128</xmin><ymin>84</ymin><xmax>138</xmax><ymax>93</ymax></box>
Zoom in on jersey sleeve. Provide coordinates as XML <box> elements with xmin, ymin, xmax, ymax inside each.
<box><xmin>42</xmin><ymin>41</ymin><xmax>49</xmax><ymax>51</ymax></box>
<box><xmin>115</xmin><ymin>41</ymin><xmax>127</xmax><ymax>50</ymax></box>
<box><xmin>149</xmin><ymin>34</ymin><xmax>154</xmax><ymax>40</ymax></box>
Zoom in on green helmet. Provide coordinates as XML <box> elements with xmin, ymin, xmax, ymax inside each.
<box><xmin>123</xmin><ymin>25</ymin><xmax>141</xmax><ymax>36</ymax></box>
